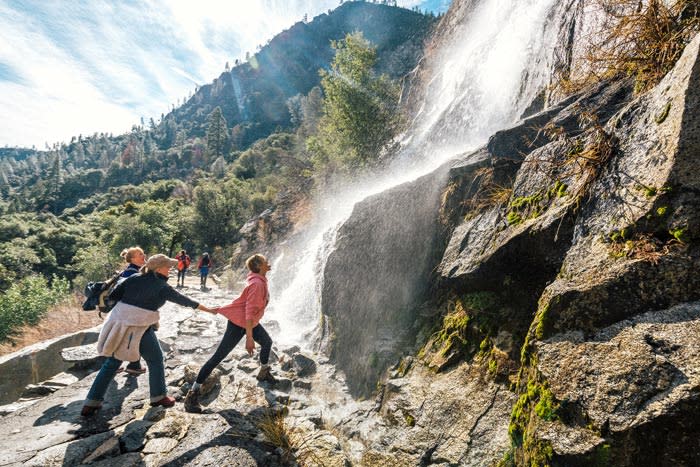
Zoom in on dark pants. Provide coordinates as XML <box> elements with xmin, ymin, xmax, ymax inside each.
<box><xmin>196</xmin><ymin>321</ymin><xmax>272</xmax><ymax>384</ymax></box>
<box><xmin>177</xmin><ymin>268</ymin><xmax>186</xmax><ymax>284</ymax></box>
<box><xmin>85</xmin><ymin>327</ymin><xmax>166</xmax><ymax>404</ymax></box>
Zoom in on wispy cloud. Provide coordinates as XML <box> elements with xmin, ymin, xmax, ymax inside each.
<box><xmin>0</xmin><ymin>0</ymin><xmax>448</xmax><ymax>148</ymax></box>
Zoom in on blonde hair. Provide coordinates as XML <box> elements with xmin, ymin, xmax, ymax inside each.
<box><xmin>120</xmin><ymin>246</ymin><xmax>144</xmax><ymax>264</ymax></box>
<box><xmin>245</xmin><ymin>254</ymin><xmax>267</xmax><ymax>273</ymax></box>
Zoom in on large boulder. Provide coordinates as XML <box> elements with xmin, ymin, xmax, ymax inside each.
<box><xmin>320</xmin><ymin>163</ymin><xmax>452</xmax><ymax>397</ymax></box>
<box><xmin>535</xmin><ymin>301</ymin><xmax>700</xmax><ymax>466</ymax></box>
<box><xmin>0</xmin><ymin>326</ymin><xmax>100</xmax><ymax>405</ymax></box>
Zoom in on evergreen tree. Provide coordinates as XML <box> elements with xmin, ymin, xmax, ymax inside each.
<box><xmin>313</xmin><ymin>32</ymin><xmax>401</xmax><ymax>170</ymax></box>
<box><xmin>206</xmin><ymin>106</ymin><xmax>229</xmax><ymax>159</ymax></box>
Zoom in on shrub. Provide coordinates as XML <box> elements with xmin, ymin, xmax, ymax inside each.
<box><xmin>0</xmin><ymin>275</ymin><xmax>70</xmax><ymax>343</ymax></box>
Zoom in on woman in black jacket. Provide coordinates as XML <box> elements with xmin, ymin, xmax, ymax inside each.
<box><xmin>81</xmin><ymin>254</ymin><xmax>216</xmax><ymax>417</ymax></box>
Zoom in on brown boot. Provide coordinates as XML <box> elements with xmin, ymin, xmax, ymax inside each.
<box><xmin>184</xmin><ymin>387</ymin><xmax>202</xmax><ymax>413</ymax></box>
<box><xmin>256</xmin><ymin>365</ymin><xmax>277</xmax><ymax>384</ymax></box>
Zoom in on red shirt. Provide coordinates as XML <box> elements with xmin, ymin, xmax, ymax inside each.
<box><xmin>217</xmin><ymin>272</ymin><xmax>269</xmax><ymax>328</ymax></box>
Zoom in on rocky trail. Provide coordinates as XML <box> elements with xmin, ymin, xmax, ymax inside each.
<box><xmin>0</xmin><ymin>274</ymin><xmax>372</xmax><ymax>467</ymax></box>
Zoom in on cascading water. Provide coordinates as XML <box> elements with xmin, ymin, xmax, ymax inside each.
<box><xmin>265</xmin><ymin>0</ymin><xmax>569</xmax><ymax>347</ymax></box>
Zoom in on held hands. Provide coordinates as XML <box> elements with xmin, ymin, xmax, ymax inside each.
<box><xmin>196</xmin><ymin>304</ymin><xmax>219</xmax><ymax>314</ymax></box>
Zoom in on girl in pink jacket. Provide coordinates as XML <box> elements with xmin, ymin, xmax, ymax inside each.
<box><xmin>184</xmin><ymin>254</ymin><xmax>275</xmax><ymax>413</ymax></box>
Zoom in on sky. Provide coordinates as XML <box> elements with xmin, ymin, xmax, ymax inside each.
<box><xmin>0</xmin><ymin>0</ymin><xmax>451</xmax><ymax>149</ymax></box>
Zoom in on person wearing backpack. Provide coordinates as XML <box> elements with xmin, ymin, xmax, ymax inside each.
<box><xmin>117</xmin><ymin>247</ymin><xmax>147</xmax><ymax>376</ymax></box>
<box><xmin>184</xmin><ymin>254</ymin><xmax>275</xmax><ymax>414</ymax></box>
<box><xmin>197</xmin><ymin>252</ymin><xmax>212</xmax><ymax>290</ymax></box>
<box><xmin>175</xmin><ymin>249</ymin><xmax>191</xmax><ymax>287</ymax></box>
<box><xmin>81</xmin><ymin>254</ymin><xmax>218</xmax><ymax>417</ymax></box>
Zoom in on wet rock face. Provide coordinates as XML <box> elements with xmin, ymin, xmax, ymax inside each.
<box><xmin>320</xmin><ymin>164</ymin><xmax>451</xmax><ymax>397</ymax></box>
<box><xmin>537</xmin><ymin>302</ymin><xmax>700</xmax><ymax>466</ymax></box>
<box><xmin>539</xmin><ymin>33</ymin><xmax>700</xmax><ymax>337</ymax></box>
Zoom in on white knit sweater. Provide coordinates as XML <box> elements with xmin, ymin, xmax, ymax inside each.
<box><xmin>96</xmin><ymin>301</ymin><xmax>160</xmax><ymax>362</ymax></box>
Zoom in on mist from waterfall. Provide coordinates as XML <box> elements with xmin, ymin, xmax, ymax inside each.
<box><xmin>266</xmin><ymin>0</ymin><xmax>563</xmax><ymax>346</ymax></box>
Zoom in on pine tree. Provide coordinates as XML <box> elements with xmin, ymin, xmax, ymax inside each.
<box><xmin>314</xmin><ymin>32</ymin><xmax>401</xmax><ymax>170</ymax></box>
<box><xmin>206</xmin><ymin>106</ymin><xmax>229</xmax><ymax>159</ymax></box>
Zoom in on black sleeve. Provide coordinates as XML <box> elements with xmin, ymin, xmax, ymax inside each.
<box><xmin>160</xmin><ymin>284</ymin><xmax>199</xmax><ymax>308</ymax></box>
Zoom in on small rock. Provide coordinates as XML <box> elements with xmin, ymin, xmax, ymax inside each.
<box><xmin>293</xmin><ymin>353</ymin><xmax>317</xmax><ymax>377</ymax></box>
<box><xmin>183</xmin><ymin>363</ymin><xmax>220</xmax><ymax>395</ymax></box>
<box><xmin>20</xmin><ymin>384</ymin><xmax>57</xmax><ymax>398</ymax></box>
<box><xmin>219</xmin><ymin>360</ymin><xmax>235</xmax><ymax>374</ymax></box>
<box><xmin>43</xmin><ymin>372</ymin><xmax>79</xmax><ymax>387</ymax></box>
<box><xmin>142</xmin><ymin>437</ymin><xmax>178</xmax><ymax>454</ymax></box>
<box><xmin>120</xmin><ymin>420</ymin><xmax>154</xmax><ymax>452</ymax></box>
<box><xmin>273</xmin><ymin>377</ymin><xmax>293</xmax><ymax>392</ymax></box>
<box><xmin>143</xmin><ymin>406</ymin><xmax>167</xmax><ymax>422</ymax></box>
<box><xmin>147</xmin><ymin>414</ymin><xmax>191</xmax><ymax>440</ymax></box>
<box><xmin>293</xmin><ymin>379</ymin><xmax>312</xmax><ymax>390</ymax></box>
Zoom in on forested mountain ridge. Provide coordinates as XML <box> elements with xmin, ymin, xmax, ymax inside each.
<box><xmin>167</xmin><ymin>1</ymin><xmax>436</xmax><ymax>149</ymax></box>
<box><xmin>0</xmin><ymin>2</ymin><xmax>436</xmax><ymax>214</ymax></box>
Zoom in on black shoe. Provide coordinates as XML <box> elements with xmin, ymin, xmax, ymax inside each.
<box><xmin>184</xmin><ymin>388</ymin><xmax>202</xmax><ymax>413</ymax></box>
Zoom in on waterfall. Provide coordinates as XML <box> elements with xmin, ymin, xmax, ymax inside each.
<box><xmin>265</xmin><ymin>0</ymin><xmax>569</xmax><ymax>347</ymax></box>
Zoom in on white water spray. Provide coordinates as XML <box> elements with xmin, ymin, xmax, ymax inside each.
<box><xmin>266</xmin><ymin>0</ymin><xmax>564</xmax><ymax>346</ymax></box>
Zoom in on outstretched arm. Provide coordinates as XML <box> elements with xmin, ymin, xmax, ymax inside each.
<box><xmin>196</xmin><ymin>304</ymin><xmax>218</xmax><ymax>314</ymax></box>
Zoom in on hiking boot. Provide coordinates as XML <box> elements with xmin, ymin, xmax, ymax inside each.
<box><xmin>151</xmin><ymin>395</ymin><xmax>176</xmax><ymax>408</ymax></box>
<box><xmin>125</xmin><ymin>367</ymin><xmax>147</xmax><ymax>376</ymax></box>
<box><xmin>81</xmin><ymin>404</ymin><xmax>101</xmax><ymax>417</ymax></box>
<box><xmin>184</xmin><ymin>388</ymin><xmax>202</xmax><ymax>413</ymax></box>
<box><xmin>256</xmin><ymin>366</ymin><xmax>277</xmax><ymax>384</ymax></box>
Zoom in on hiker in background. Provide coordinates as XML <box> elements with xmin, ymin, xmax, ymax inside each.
<box><xmin>117</xmin><ymin>246</ymin><xmax>147</xmax><ymax>376</ymax></box>
<box><xmin>81</xmin><ymin>254</ymin><xmax>217</xmax><ymax>417</ymax></box>
<box><xmin>197</xmin><ymin>252</ymin><xmax>212</xmax><ymax>290</ymax></box>
<box><xmin>175</xmin><ymin>249</ymin><xmax>191</xmax><ymax>287</ymax></box>
<box><xmin>184</xmin><ymin>254</ymin><xmax>275</xmax><ymax>414</ymax></box>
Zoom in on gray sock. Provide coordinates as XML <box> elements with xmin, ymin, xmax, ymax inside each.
<box><xmin>191</xmin><ymin>382</ymin><xmax>201</xmax><ymax>391</ymax></box>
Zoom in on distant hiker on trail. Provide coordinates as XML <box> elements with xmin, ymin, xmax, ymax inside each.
<box><xmin>197</xmin><ymin>252</ymin><xmax>212</xmax><ymax>290</ymax></box>
<box><xmin>184</xmin><ymin>254</ymin><xmax>275</xmax><ymax>413</ymax></box>
<box><xmin>117</xmin><ymin>246</ymin><xmax>147</xmax><ymax>376</ymax></box>
<box><xmin>81</xmin><ymin>254</ymin><xmax>217</xmax><ymax>417</ymax></box>
<box><xmin>175</xmin><ymin>249</ymin><xmax>191</xmax><ymax>287</ymax></box>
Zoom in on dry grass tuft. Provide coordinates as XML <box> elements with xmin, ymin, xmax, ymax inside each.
<box><xmin>565</xmin><ymin>0</ymin><xmax>700</xmax><ymax>94</ymax></box>
<box><xmin>0</xmin><ymin>294</ymin><xmax>102</xmax><ymax>356</ymax></box>
<box><xmin>609</xmin><ymin>232</ymin><xmax>680</xmax><ymax>263</ymax></box>
<box><xmin>255</xmin><ymin>409</ymin><xmax>324</xmax><ymax>466</ymax></box>
<box><xmin>463</xmin><ymin>167</ymin><xmax>514</xmax><ymax>216</ymax></box>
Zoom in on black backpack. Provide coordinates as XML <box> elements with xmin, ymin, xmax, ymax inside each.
<box><xmin>82</xmin><ymin>272</ymin><xmax>121</xmax><ymax>315</ymax></box>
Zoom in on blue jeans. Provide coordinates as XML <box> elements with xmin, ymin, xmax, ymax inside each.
<box><xmin>196</xmin><ymin>321</ymin><xmax>272</xmax><ymax>384</ymax></box>
<box><xmin>85</xmin><ymin>327</ymin><xmax>166</xmax><ymax>405</ymax></box>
